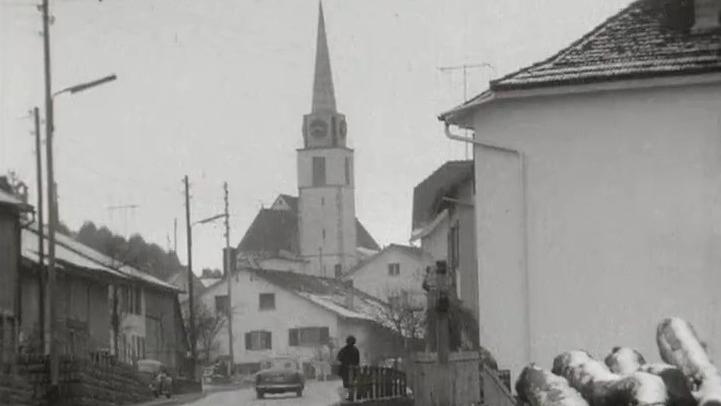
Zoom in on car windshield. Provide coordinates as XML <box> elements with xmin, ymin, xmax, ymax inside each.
<box><xmin>261</xmin><ymin>358</ymin><xmax>298</xmax><ymax>370</ymax></box>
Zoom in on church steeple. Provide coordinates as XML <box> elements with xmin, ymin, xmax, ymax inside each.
<box><xmin>312</xmin><ymin>2</ymin><xmax>336</xmax><ymax>113</ymax></box>
<box><xmin>302</xmin><ymin>2</ymin><xmax>347</xmax><ymax>149</ymax></box>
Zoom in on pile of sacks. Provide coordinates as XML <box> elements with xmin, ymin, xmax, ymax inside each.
<box><xmin>516</xmin><ymin>317</ymin><xmax>721</xmax><ymax>406</ymax></box>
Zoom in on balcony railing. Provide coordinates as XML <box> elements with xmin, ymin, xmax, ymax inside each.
<box><xmin>345</xmin><ymin>365</ymin><xmax>408</xmax><ymax>402</ymax></box>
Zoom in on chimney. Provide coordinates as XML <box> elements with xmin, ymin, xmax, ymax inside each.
<box><xmin>692</xmin><ymin>0</ymin><xmax>721</xmax><ymax>32</ymax></box>
<box><xmin>664</xmin><ymin>0</ymin><xmax>694</xmax><ymax>31</ymax></box>
<box><xmin>0</xmin><ymin>176</ymin><xmax>11</xmax><ymax>194</ymax></box>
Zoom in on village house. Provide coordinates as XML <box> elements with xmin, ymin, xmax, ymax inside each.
<box><xmin>439</xmin><ymin>0</ymin><xmax>721</xmax><ymax>380</ymax></box>
<box><xmin>342</xmin><ymin>244</ymin><xmax>432</xmax><ymax>309</ymax></box>
<box><xmin>411</xmin><ymin>160</ymin><xmax>478</xmax><ymax>320</ymax></box>
<box><xmin>197</xmin><ymin>267</ymin><xmax>403</xmax><ymax>376</ymax></box>
<box><xmin>19</xmin><ymin>224</ymin><xmax>188</xmax><ymax>371</ymax></box>
<box><xmin>0</xmin><ymin>182</ymin><xmax>31</xmax><ymax>364</ymax></box>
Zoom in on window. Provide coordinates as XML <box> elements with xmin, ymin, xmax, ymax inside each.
<box><xmin>245</xmin><ymin>331</ymin><xmax>272</xmax><ymax>350</ymax></box>
<box><xmin>289</xmin><ymin>327</ymin><xmax>330</xmax><ymax>347</ymax></box>
<box><xmin>345</xmin><ymin>157</ymin><xmax>351</xmax><ymax>185</ymax></box>
<box><xmin>448</xmin><ymin>221</ymin><xmax>460</xmax><ymax>270</ymax></box>
<box><xmin>215</xmin><ymin>295</ymin><xmax>229</xmax><ymax>315</ymax></box>
<box><xmin>123</xmin><ymin>286</ymin><xmax>142</xmax><ymax>315</ymax></box>
<box><xmin>322</xmin><ymin>229</ymin><xmax>326</xmax><ymax>240</ymax></box>
<box><xmin>388</xmin><ymin>263</ymin><xmax>400</xmax><ymax>276</ymax></box>
<box><xmin>312</xmin><ymin>157</ymin><xmax>326</xmax><ymax>186</ymax></box>
<box><xmin>259</xmin><ymin>293</ymin><xmax>275</xmax><ymax>310</ymax></box>
<box><xmin>334</xmin><ymin>264</ymin><xmax>342</xmax><ymax>278</ymax></box>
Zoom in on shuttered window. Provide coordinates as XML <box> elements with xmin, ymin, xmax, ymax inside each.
<box><xmin>288</xmin><ymin>327</ymin><xmax>330</xmax><ymax>347</ymax></box>
<box><xmin>245</xmin><ymin>330</ymin><xmax>272</xmax><ymax>350</ymax></box>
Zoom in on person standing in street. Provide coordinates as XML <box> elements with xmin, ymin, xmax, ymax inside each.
<box><xmin>336</xmin><ymin>335</ymin><xmax>360</xmax><ymax>396</ymax></box>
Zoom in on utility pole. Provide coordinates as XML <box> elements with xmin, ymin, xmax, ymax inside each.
<box><xmin>41</xmin><ymin>0</ymin><xmax>59</xmax><ymax>392</ymax></box>
<box><xmin>184</xmin><ymin>176</ymin><xmax>197</xmax><ymax>378</ymax></box>
<box><xmin>173</xmin><ymin>218</ymin><xmax>178</xmax><ymax>254</ymax></box>
<box><xmin>438</xmin><ymin>63</ymin><xmax>495</xmax><ymax>160</ymax></box>
<box><xmin>33</xmin><ymin>107</ymin><xmax>45</xmax><ymax>351</ymax></box>
<box><xmin>223</xmin><ymin>182</ymin><xmax>234</xmax><ymax>376</ymax></box>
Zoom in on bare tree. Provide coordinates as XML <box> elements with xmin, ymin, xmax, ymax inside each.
<box><xmin>378</xmin><ymin>288</ymin><xmax>426</xmax><ymax>353</ymax></box>
<box><xmin>184</xmin><ymin>301</ymin><xmax>226</xmax><ymax>364</ymax></box>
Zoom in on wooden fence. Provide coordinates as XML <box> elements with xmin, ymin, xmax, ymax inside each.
<box><xmin>481</xmin><ymin>366</ymin><xmax>516</xmax><ymax>406</ymax></box>
<box><xmin>408</xmin><ymin>351</ymin><xmax>482</xmax><ymax>406</ymax></box>
<box><xmin>346</xmin><ymin>366</ymin><xmax>408</xmax><ymax>402</ymax></box>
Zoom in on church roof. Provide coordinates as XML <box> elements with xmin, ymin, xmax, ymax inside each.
<box><xmin>237</xmin><ymin>195</ymin><xmax>380</xmax><ymax>256</ymax></box>
<box><xmin>412</xmin><ymin>160</ymin><xmax>473</xmax><ymax>231</ymax></box>
<box><xmin>311</xmin><ymin>2</ymin><xmax>337</xmax><ymax>113</ymax></box>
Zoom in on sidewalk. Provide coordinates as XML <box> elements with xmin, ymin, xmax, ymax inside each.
<box><xmin>134</xmin><ymin>391</ymin><xmax>206</xmax><ymax>406</ymax></box>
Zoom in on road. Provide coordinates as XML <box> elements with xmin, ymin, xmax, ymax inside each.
<box><xmin>188</xmin><ymin>380</ymin><xmax>342</xmax><ymax>406</ymax></box>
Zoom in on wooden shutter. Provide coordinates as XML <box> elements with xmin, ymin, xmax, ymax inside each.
<box><xmin>245</xmin><ymin>332</ymin><xmax>251</xmax><ymax>350</ymax></box>
<box><xmin>320</xmin><ymin>327</ymin><xmax>329</xmax><ymax>344</ymax></box>
<box><xmin>264</xmin><ymin>331</ymin><xmax>272</xmax><ymax>349</ymax></box>
<box><xmin>289</xmin><ymin>329</ymin><xmax>299</xmax><ymax>346</ymax></box>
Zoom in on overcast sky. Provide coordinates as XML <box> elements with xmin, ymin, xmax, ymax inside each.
<box><xmin>1</xmin><ymin>0</ymin><xmax>631</xmax><ymax>272</ymax></box>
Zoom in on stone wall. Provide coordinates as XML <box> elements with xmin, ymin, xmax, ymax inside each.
<box><xmin>16</xmin><ymin>355</ymin><xmax>155</xmax><ymax>406</ymax></box>
<box><xmin>0</xmin><ymin>367</ymin><xmax>36</xmax><ymax>406</ymax></box>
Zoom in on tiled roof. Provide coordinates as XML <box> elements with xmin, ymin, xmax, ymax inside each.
<box><xmin>237</xmin><ymin>208</ymin><xmax>299</xmax><ymax>255</ymax></box>
<box><xmin>412</xmin><ymin>161</ymin><xmax>473</xmax><ymax>231</ymax></box>
<box><xmin>247</xmin><ymin>268</ymin><xmax>389</xmax><ymax>323</ymax></box>
<box><xmin>490</xmin><ymin>0</ymin><xmax>721</xmax><ymax>91</ymax></box>
<box><xmin>237</xmin><ymin>194</ymin><xmax>380</xmax><ymax>255</ymax></box>
<box><xmin>23</xmin><ymin>223</ymin><xmax>180</xmax><ymax>292</ymax></box>
<box><xmin>344</xmin><ymin>243</ymin><xmax>432</xmax><ymax>277</ymax></box>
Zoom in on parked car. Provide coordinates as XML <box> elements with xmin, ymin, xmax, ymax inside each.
<box><xmin>137</xmin><ymin>359</ymin><xmax>173</xmax><ymax>398</ymax></box>
<box><xmin>254</xmin><ymin>357</ymin><xmax>305</xmax><ymax>399</ymax></box>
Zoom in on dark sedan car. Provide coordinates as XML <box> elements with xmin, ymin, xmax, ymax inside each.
<box><xmin>254</xmin><ymin>357</ymin><xmax>305</xmax><ymax>399</ymax></box>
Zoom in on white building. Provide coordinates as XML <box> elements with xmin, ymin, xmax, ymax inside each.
<box><xmin>343</xmin><ymin>244</ymin><xmax>431</xmax><ymax>308</ymax></box>
<box><xmin>198</xmin><ymin>267</ymin><xmax>402</xmax><ymax>374</ymax></box>
<box><xmin>439</xmin><ymin>0</ymin><xmax>721</xmax><ymax>380</ymax></box>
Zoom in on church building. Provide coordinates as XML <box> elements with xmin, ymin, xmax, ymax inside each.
<box><xmin>236</xmin><ymin>4</ymin><xmax>380</xmax><ymax>278</ymax></box>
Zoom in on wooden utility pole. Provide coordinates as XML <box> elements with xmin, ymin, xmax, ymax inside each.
<box><xmin>41</xmin><ymin>0</ymin><xmax>59</xmax><ymax>391</ymax></box>
<box><xmin>33</xmin><ymin>107</ymin><xmax>45</xmax><ymax>351</ymax></box>
<box><xmin>223</xmin><ymin>182</ymin><xmax>234</xmax><ymax>376</ymax></box>
<box><xmin>184</xmin><ymin>176</ymin><xmax>197</xmax><ymax>378</ymax></box>
<box><xmin>174</xmin><ymin>218</ymin><xmax>178</xmax><ymax>253</ymax></box>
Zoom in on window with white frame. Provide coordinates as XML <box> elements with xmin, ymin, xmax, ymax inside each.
<box><xmin>388</xmin><ymin>263</ymin><xmax>400</xmax><ymax>276</ymax></box>
<box><xmin>245</xmin><ymin>330</ymin><xmax>272</xmax><ymax>350</ymax></box>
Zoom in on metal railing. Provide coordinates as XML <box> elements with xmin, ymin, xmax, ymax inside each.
<box><xmin>346</xmin><ymin>366</ymin><xmax>408</xmax><ymax>402</ymax></box>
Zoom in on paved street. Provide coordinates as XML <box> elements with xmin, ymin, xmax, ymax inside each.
<box><xmin>188</xmin><ymin>380</ymin><xmax>342</xmax><ymax>406</ymax></box>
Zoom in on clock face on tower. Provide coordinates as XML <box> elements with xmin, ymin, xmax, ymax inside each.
<box><xmin>310</xmin><ymin>119</ymin><xmax>328</xmax><ymax>138</ymax></box>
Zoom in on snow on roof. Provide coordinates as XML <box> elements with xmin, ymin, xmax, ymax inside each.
<box><xmin>248</xmin><ymin>268</ymin><xmax>394</xmax><ymax>329</ymax></box>
<box><xmin>0</xmin><ymin>188</ymin><xmax>31</xmax><ymax>211</ymax></box>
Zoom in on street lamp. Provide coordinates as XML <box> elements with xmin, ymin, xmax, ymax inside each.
<box><xmin>192</xmin><ymin>185</ymin><xmax>235</xmax><ymax>378</ymax></box>
<box><xmin>45</xmin><ymin>73</ymin><xmax>116</xmax><ymax>392</ymax></box>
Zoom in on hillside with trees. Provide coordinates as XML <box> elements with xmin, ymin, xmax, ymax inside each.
<box><xmin>75</xmin><ymin>221</ymin><xmax>184</xmax><ymax>281</ymax></box>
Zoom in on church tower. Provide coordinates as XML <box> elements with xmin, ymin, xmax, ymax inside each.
<box><xmin>298</xmin><ymin>3</ymin><xmax>357</xmax><ymax>277</ymax></box>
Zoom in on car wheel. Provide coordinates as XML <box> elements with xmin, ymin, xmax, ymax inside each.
<box><xmin>296</xmin><ymin>389</ymin><xmax>303</xmax><ymax>397</ymax></box>
<box><xmin>165</xmin><ymin>392</ymin><xmax>171</xmax><ymax>399</ymax></box>
<box><xmin>256</xmin><ymin>390</ymin><xmax>264</xmax><ymax>399</ymax></box>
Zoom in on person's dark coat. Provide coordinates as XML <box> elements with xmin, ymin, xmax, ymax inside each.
<box><xmin>337</xmin><ymin>343</ymin><xmax>360</xmax><ymax>387</ymax></box>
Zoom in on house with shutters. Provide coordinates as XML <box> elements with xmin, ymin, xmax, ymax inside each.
<box><xmin>235</xmin><ymin>4</ymin><xmax>380</xmax><ymax>278</ymax></box>
<box><xmin>439</xmin><ymin>0</ymin><xmax>721</xmax><ymax>380</ymax></box>
<box><xmin>18</xmin><ymin>223</ymin><xmax>188</xmax><ymax>372</ymax></box>
<box><xmin>197</xmin><ymin>267</ymin><xmax>403</xmax><ymax>375</ymax></box>
<box><xmin>411</xmin><ymin>160</ymin><xmax>478</xmax><ymax>321</ymax></box>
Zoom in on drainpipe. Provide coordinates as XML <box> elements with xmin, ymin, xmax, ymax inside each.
<box><xmin>443</xmin><ymin>122</ymin><xmax>532</xmax><ymax>367</ymax></box>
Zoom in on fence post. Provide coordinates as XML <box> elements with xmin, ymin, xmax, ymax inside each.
<box><xmin>349</xmin><ymin>366</ymin><xmax>356</xmax><ymax>402</ymax></box>
<box><xmin>372</xmin><ymin>366</ymin><xmax>377</xmax><ymax>399</ymax></box>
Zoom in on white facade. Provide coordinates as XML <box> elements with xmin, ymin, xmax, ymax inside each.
<box><xmin>345</xmin><ymin>246</ymin><xmax>430</xmax><ymax>307</ymax></box>
<box><xmin>298</xmin><ymin>148</ymin><xmax>357</xmax><ymax>276</ymax></box>
<box><xmin>459</xmin><ymin>78</ymin><xmax>721</xmax><ymax>379</ymax></box>
<box><xmin>199</xmin><ymin>269</ymin><xmax>384</xmax><ymax>367</ymax></box>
